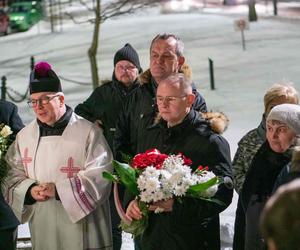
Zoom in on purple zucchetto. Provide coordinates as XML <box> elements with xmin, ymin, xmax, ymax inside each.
<box><xmin>29</xmin><ymin>61</ymin><xmax>62</xmax><ymax>94</ymax></box>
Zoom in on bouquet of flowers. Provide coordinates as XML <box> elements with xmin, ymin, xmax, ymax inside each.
<box><xmin>0</xmin><ymin>123</ymin><xmax>12</xmax><ymax>188</ymax></box>
<box><xmin>103</xmin><ymin>149</ymin><xmax>221</xmax><ymax>237</ymax></box>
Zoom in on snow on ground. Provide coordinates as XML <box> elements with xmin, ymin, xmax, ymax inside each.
<box><xmin>1</xmin><ymin>2</ymin><xmax>300</xmax><ymax>249</ymax></box>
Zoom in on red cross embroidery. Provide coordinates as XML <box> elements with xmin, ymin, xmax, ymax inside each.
<box><xmin>60</xmin><ymin>157</ymin><xmax>80</xmax><ymax>178</ymax></box>
<box><xmin>22</xmin><ymin>148</ymin><xmax>32</xmax><ymax>177</ymax></box>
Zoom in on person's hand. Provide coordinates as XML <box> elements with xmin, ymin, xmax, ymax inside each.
<box><xmin>94</xmin><ymin>119</ymin><xmax>103</xmax><ymax>128</ymax></box>
<box><xmin>30</xmin><ymin>185</ymin><xmax>48</xmax><ymax>202</ymax></box>
<box><xmin>39</xmin><ymin>183</ymin><xmax>56</xmax><ymax>198</ymax></box>
<box><xmin>126</xmin><ymin>200</ymin><xmax>142</xmax><ymax>220</ymax></box>
<box><xmin>148</xmin><ymin>198</ymin><xmax>174</xmax><ymax>213</ymax></box>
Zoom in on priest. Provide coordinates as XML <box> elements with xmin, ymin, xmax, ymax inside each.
<box><xmin>3</xmin><ymin>62</ymin><xmax>113</xmax><ymax>250</ymax></box>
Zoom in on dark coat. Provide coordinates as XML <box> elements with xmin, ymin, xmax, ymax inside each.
<box><xmin>232</xmin><ymin>116</ymin><xmax>266</xmax><ymax>250</ymax></box>
<box><xmin>134</xmin><ymin>110</ymin><xmax>233</xmax><ymax>250</ymax></box>
<box><xmin>241</xmin><ymin>141</ymin><xmax>290</xmax><ymax>250</ymax></box>
<box><xmin>75</xmin><ymin>75</ymin><xmax>139</xmax><ymax>150</ymax></box>
<box><xmin>114</xmin><ymin>67</ymin><xmax>207</xmax><ymax>160</ymax></box>
<box><xmin>0</xmin><ymin>100</ymin><xmax>24</xmax><ymax>230</ymax></box>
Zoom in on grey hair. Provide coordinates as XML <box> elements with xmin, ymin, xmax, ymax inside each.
<box><xmin>160</xmin><ymin>73</ymin><xmax>192</xmax><ymax>94</ymax></box>
<box><xmin>150</xmin><ymin>33</ymin><xmax>184</xmax><ymax>57</ymax></box>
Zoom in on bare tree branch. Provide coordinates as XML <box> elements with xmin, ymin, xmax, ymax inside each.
<box><xmin>78</xmin><ymin>0</ymin><xmax>94</xmax><ymax>12</ymax></box>
<box><xmin>64</xmin><ymin>12</ymin><xmax>95</xmax><ymax>24</ymax></box>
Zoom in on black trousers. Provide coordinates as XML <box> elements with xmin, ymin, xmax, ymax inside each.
<box><xmin>0</xmin><ymin>227</ymin><xmax>17</xmax><ymax>250</ymax></box>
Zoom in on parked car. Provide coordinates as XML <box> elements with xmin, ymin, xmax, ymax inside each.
<box><xmin>8</xmin><ymin>1</ymin><xmax>42</xmax><ymax>31</ymax></box>
<box><xmin>0</xmin><ymin>8</ymin><xmax>10</xmax><ymax>35</ymax></box>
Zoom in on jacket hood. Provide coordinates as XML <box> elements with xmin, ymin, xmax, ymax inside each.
<box><xmin>153</xmin><ymin>110</ymin><xmax>229</xmax><ymax>134</ymax></box>
<box><xmin>139</xmin><ymin>63</ymin><xmax>192</xmax><ymax>85</ymax></box>
<box><xmin>201</xmin><ymin>111</ymin><xmax>229</xmax><ymax>134</ymax></box>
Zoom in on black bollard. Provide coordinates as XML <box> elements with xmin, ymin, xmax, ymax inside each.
<box><xmin>30</xmin><ymin>56</ymin><xmax>35</xmax><ymax>71</ymax></box>
<box><xmin>1</xmin><ymin>76</ymin><xmax>7</xmax><ymax>100</ymax></box>
<box><xmin>209</xmin><ymin>58</ymin><xmax>215</xmax><ymax>90</ymax></box>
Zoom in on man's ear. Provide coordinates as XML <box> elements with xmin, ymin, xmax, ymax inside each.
<box><xmin>187</xmin><ymin>93</ymin><xmax>195</xmax><ymax>107</ymax></box>
<box><xmin>59</xmin><ymin>95</ymin><xmax>65</xmax><ymax>106</ymax></box>
<box><xmin>178</xmin><ymin>56</ymin><xmax>185</xmax><ymax>69</ymax></box>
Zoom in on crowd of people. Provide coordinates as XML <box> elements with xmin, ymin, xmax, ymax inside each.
<box><xmin>0</xmin><ymin>33</ymin><xmax>299</xmax><ymax>250</ymax></box>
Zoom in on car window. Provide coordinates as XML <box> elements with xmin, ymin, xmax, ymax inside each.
<box><xmin>9</xmin><ymin>6</ymin><xmax>30</xmax><ymax>13</ymax></box>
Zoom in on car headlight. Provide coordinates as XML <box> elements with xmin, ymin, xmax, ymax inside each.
<box><xmin>12</xmin><ymin>16</ymin><xmax>25</xmax><ymax>21</ymax></box>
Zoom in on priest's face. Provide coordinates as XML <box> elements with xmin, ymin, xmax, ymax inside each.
<box><xmin>29</xmin><ymin>92</ymin><xmax>65</xmax><ymax>126</ymax></box>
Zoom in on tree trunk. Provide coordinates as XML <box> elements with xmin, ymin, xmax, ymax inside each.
<box><xmin>273</xmin><ymin>0</ymin><xmax>278</xmax><ymax>15</ymax></box>
<box><xmin>248</xmin><ymin>0</ymin><xmax>257</xmax><ymax>22</ymax></box>
<box><xmin>88</xmin><ymin>0</ymin><xmax>101</xmax><ymax>89</ymax></box>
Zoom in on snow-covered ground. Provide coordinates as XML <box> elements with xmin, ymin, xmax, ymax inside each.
<box><xmin>1</xmin><ymin>2</ymin><xmax>300</xmax><ymax>249</ymax></box>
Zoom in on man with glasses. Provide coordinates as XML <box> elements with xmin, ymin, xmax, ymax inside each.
<box><xmin>114</xmin><ymin>33</ymin><xmax>207</xmax><ymax>161</ymax></box>
<box><xmin>75</xmin><ymin>43</ymin><xmax>142</xmax><ymax>250</ymax></box>
<box><xmin>4</xmin><ymin>61</ymin><xmax>113</xmax><ymax>250</ymax></box>
<box><xmin>125</xmin><ymin>73</ymin><xmax>233</xmax><ymax>250</ymax></box>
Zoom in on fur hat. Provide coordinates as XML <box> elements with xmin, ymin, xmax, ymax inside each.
<box><xmin>29</xmin><ymin>62</ymin><xmax>62</xmax><ymax>94</ymax></box>
<box><xmin>267</xmin><ymin>103</ymin><xmax>300</xmax><ymax>134</ymax></box>
<box><xmin>114</xmin><ymin>43</ymin><xmax>142</xmax><ymax>73</ymax></box>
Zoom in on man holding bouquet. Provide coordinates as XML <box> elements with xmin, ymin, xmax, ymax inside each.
<box><xmin>126</xmin><ymin>73</ymin><xmax>233</xmax><ymax>250</ymax></box>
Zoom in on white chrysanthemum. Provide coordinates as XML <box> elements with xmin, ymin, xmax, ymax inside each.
<box><xmin>188</xmin><ymin>174</ymin><xmax>199</xmax><ymax>186</ymax></box>
<box><xmin>173</xmin><ymin>184</ymin><xmax>189</xmax><ymax>196</ymax></box>
<box><xmin>162</xmin><ymin>155</ymin><xmax>185</xmax><ymax>171</ymax></box>
<box><xmin>0</xmin><ymin>125</ymin><xmax>12</xmax><ymax>138</ymax></box>
<box><xmin>144</xmin><ymin>177</ymin><xmax>160</xmax><ymax>193</ymax></box>
<box><xmin>137</xmin><ymin>175</ymin><xmax>147</xmax><ymax>190</ymax></box>
<box><xmin>152</xmin><ymin>191</ymin><xmax>165</xmax><ymax>202</ymax></box>
<box><xmin>144</xmin><ymin>166</ymin><xmax>160</xmax><ymax>177</ymax></box>
<box><xmin>140</xmin><ymin>191</ymin><xmax>152</xmax><ymax>203</ymax></box>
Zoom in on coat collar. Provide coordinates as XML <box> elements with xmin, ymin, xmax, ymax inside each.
<box><xmin>139</xmin><ymin>63</ymin><xmax>193</xmax><ymax>85</ymax></box>
<box><xmin>149</xmin><ymin>109</ymin><xmax>211</xmax><ymax>136</ymax></box>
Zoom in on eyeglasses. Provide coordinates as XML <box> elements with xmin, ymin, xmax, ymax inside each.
<box><xmin>115</xmin><ymin>65</ymin><xmax>137</xmax><ymax>72</ymax></box>
<box><xmin>27</xmin><ymin>95</ymin><xmax>60</xmax><ymax>108</ymax></box>
<box><xmin>156</xmin><ymin>95</ymin><xmax>187</xmax><ymax>105</ymax></box>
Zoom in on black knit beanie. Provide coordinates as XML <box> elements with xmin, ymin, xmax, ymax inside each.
<box><xmin>114</xmin><ymin>43</ymin><xmax>142</xmax><ymax>73</ymax></box>
<box><xmin>29</xmin><ymin>62</ymin><xmax>62</xmax><ymax>94</ymax></box>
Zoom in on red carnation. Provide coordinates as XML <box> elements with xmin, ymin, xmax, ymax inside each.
<box><xmin>197</xmin><ymin>165</ymin><xmax>209</xmax><ymax>171</ymax></box>
<box><xmin>177</xmin><ymin>152</ymin><xmax>192</xmax><ymax>166</ymax></box>
<box><xmin>132</xmin><ymin>149</ymin><xmax>168</xmax><ymax>170</ymax></box>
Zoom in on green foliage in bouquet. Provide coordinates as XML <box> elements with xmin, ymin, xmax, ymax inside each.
<box><xmin>120</xmin><ymin>200</ymin><xmax>148</xmax><ymax>236</ymax></box>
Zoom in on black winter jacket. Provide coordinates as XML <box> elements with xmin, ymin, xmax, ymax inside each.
<box><xmin>0</xmin><ymin>100</ymin><xmax>24</xmax><ymax>230</ymax></box>
<box><xmin>241</xmin><ymin>141</ymin><xmax>291</xmax><ymax>250</ymax></box>
<box><xmin>75</xmin><ymin>75</ymin><xmax>139</xmax><ymax>150</ymax></box>
<box><xmin>133</xmin><ymin>110</ymin><xmax>233</xmax><ymax>250</ymax></box>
